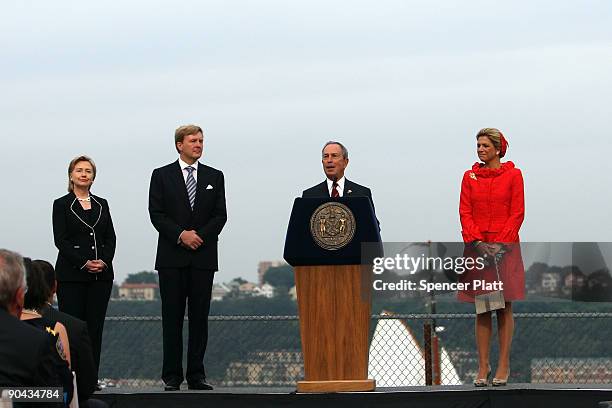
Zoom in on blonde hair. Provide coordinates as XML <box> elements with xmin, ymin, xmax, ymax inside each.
<box><xmin>476</xmin><ymin>128</ymin><xmax>505</xmax><ymax>157</ymax></box>
<box><xmin>67</xmin><ymin>155</ymin><xmax>97</xmax><ymax>192</ymax></box>
<box><xmin>174</xmin><ymin>125</ymin><xmax>203</xmax><ymax>153</ymax></box>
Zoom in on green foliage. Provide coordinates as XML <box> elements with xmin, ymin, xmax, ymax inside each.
<box><xmin>263</xmin><ymin>264</ymin><xmax>295</xmax><ymax>291</ymax></box>
<box><xmin>124</xmin><ymin>271</ymin><xmax>158</xmax><ymax>284</ymax></box>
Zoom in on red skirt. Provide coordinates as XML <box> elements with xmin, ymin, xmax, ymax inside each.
<box><xmin>457</xmin><ymin>233</ymin><xmax>525</xmax><ymax>303</ymax></box>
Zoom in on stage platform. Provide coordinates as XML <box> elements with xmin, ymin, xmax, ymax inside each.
<box><xmin>96</xmin><ymin>384</ymin><xmax>612</xmax><ymax>408</ymax></box>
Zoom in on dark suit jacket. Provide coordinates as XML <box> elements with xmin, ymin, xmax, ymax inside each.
<box><xmin>52</xmin><ymin>192</ymin><xmax>116</xmax><ymax>282</ymax></box>
<box><xmin>302</xmin><ymin>178</ymin><xmax>380</xmax><ymax>230</ymax></box>
<box><xmin>0</xmin><ymin>308</ymin><xmax>59</xmax><ymax>388</ymax></box>
<box><xmin>302</xmin><ymin>179</ymin><xmax>372</xmax><ymax>199</ymax></box>
<box><xmin>41</xmin><ymin>304</ymin><xmax>96</xmax><ymax>400</ymax></box>
<box><xmin>149</xmin><ymin>161</ymin><xmax>227</xmax><ymax>270</ymax></box>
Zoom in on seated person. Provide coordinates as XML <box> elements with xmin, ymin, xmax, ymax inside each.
<box><xmin>21</xmin><ymin>257</ymin><xmax>74</xmax><ymax>406</ymax></box>
<box><xmin>34</xmin><ymin>260</ymin><xmax>100</xmax><ymax>404</ymax></box>
<box><xmin>0</xmin><ymin>249</ymin><xmax>59</xmax><ymax>389</ymax></box>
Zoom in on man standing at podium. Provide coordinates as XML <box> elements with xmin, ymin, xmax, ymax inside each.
<box><xmin>292</xmin><ymin>143</ymin><xmax>380</xmax><ymax>393</ymax></box>
<box><xmin>149</xmin><ymin>124</ymin><xmax>227</xmax><ymax>391</ymax></box>
<box><xmin>302</xmin><ymin>141</ymin><xmax>377</xmax><ymax>218</ymax></box>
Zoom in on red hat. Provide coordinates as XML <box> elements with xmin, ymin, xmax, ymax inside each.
<box><xmin>499</xmin><ymin>132</ymin><xmax>509</xmax><ymax>158</ymax></box>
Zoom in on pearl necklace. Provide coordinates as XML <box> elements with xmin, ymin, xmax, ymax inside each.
<box><xmin>77</xmin><ymin>196</ymin><xmax>91</xmax><ymax>202</ymax></box>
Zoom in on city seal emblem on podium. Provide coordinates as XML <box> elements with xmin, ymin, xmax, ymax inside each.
<box><xmin>310</xmin><ymin>202</ymin><xmax>356</xmax><ymax>250</ymax></box>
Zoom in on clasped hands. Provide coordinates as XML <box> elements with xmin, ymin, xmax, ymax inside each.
<box><xmin>179</xmin><ymin>230</ymin><xmax>203</xmax><ymax>250</ymax></box>
<box><xmin>85</xmin><ymin>260</ymin><xmax>106</xmax><ymax>273</ymax></box>
<box><xmin>475</xmin><ymin>242</ymin><xmax>504</xmax><ymax>257</ymax></box>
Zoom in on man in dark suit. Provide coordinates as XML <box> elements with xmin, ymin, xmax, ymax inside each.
<box><xmin>302</xmin><ymin>141</ymin><xmax>379</xmax><ymax>227</ymax></box>
<box><xmin>149</xmin><ymin>124</ymin><xmax>227</xmax><ymax>391</ymax></box>
<box><xmin>34</xmin><ymin>260</ymin><xmax>98</xmax><ymax>403</ymax></box>
<box><xmin>0</xmin><ymin>249</ymin><xmax>59</xmax><ymax>389</ymax></box>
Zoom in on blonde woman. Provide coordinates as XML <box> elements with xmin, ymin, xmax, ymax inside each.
<box><xmin>458</xmin><ymin>129</ymin><xmax>525</xmax><ymax>386</ymax></box>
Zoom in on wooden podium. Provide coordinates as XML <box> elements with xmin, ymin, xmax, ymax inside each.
<box><xmin>284</xmin><ymin>197</ymin><xmax>382</xmax><ymax>393</ymax></box>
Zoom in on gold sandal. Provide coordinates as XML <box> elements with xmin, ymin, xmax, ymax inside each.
<box><xmin>473</xmin><ymin>365</ymin><xmax>491</xmax><ymax>387</ymax></box>
<box><xmin>492</xmin><ymin>370</ymin><xmax>510</xmax><ymax>386</ymax></box>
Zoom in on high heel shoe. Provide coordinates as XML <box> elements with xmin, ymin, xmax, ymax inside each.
<box><xmin>473</xmin><ymin>365</ymin><xmax>491</xmax><ymax>387</ymax></box>
<box><xmin>492</xmin><ymin>370</ymin><xmax>510</xmax><ymax>386</ymax></box>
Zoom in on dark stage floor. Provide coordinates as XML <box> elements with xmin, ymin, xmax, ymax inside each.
<box><xmin>96</xmin><ymin>384</ymin><xmax>612</xmax><ymax>408</ymax></box>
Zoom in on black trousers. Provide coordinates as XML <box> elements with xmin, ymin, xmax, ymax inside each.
<box><xmin>57</xmin><ymin>280</ymin><xmax>113</xmax><ymax>374</ymax></box>
<box><xmin>158</xmin><ymin>267</ymin><xmax>214</xmax><ymax>385</ymax></box>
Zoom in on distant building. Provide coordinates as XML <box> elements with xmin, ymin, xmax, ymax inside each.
<box><xmin>254</xmin><ymin>283</ymin><xmax>275</xmax><ymax>298</ymax></box>
<box><xmin>562</xmin><ymin>270</ymin><xmax>586</xmax><ymax>297</ymax></box>
<box><xmin>541</xmin><ymin>272</ymin><xmax>561</xmax><ymax>293</ymax></box>
<box><xmin>532</xmin><ymin>358</ymin><xmax>612</xmax><ymax>383</ymax></box>
<box><xmin>238</xmin><ymin>282</ymin><xmax>257</xmax><ymax>295</ymax></box>
<box><xmin>257</xmin><ymin>260</ymin><xmax>285</xmax><ymax>285</ymax></box>
<box><xmin>236</xmin><ymin>282</ymin><xmax>276</xmax><ymax>298</ymax></box>
<box><xmin>212</xmin><ymin>283</ymin><xmax>231</xmax><ymax>301</ymax></box>
<box><xmin>118</xmin><ymin>283</ymin><xmax>158</xmax><ymax>301</ymax></box>
<box><xmin>223</xmin><ymin>351</ymin><xmax>303</xmax><ymax>386</ymax></box>
<box><xmin>288</xmin><ymin>285</ymin><xmax>297</xmax><ymax>301</ymax></box>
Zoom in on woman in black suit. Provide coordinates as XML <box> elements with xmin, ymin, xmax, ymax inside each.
<box><xmin>52</xmin><ymin>155</ymin><xmax>116</xmax><ymax>377</ymax></box>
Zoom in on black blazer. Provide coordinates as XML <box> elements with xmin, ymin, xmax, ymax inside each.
<box><xmin>0</xmin><ymin>308</ymin><xmax>59</xmax><ymax>388</ymax></box>
<box><xmin>302</xmin><ymin>178</ymin><xmax>380</xmax><ymax>230</ymax></box>
<box><xmin>149</xmin><ymin>161</ymin><xmax>227</xmax><ymax>270</ymax></box>
<box><xmin>41</xmin><ymin>304</ymin><xmax>97</xmax><ymax>400</ymax></box>
<box><xmin>52</xmin><ymin>192</ymin><xmax>116</xmax><ymax>282</ymax></box>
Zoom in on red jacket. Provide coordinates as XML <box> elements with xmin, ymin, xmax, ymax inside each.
<box><xmin>459</xmin><ymin>161</ymin><xmax>524</xmax><ymax>243</ymax></box>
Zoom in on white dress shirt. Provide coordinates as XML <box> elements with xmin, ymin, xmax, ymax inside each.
<box><xmin>326</xmin><ymin>176</ymin><xmax>346</xmax><ymax>197</ymax></box>
<box><xmin>179</xmin><ymin>158</ymin><xmax>199</xmax><ymax>183</ymax></box>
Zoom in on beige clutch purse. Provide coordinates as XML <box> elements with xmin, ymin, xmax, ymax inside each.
<box><xmin>475</xmin><ymin>290</ymin><xmax>505</xmax><ymax>314</ymax></box>
<box><xmin>475</xmin><ymin>250</ymin><xmax>505</xmax><ymax>314</ymax></box>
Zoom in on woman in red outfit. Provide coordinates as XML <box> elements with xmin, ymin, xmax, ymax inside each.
<box><xmin>458</xmin><ymin>128</ymin><xmax>525</xmax><ymax>387</ymax></box>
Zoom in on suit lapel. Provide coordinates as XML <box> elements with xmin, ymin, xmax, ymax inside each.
<box><xmin>193</xmin><ymin>163</ymin><xmax>208</xmax><ymax>211</ymax></box>
<box><xmin>89</xmin><ymin>196</ymin><xmax>103</xmax><ymax>227</ymax></box>
<box><xmin>344</xmin><ymin>179</ymin><xmax>353</xmax><ymax>196</ymax></box>
<box><xmin>171</xmin><ymin>161</ymin><xmax>192</xmax><ymax>211</ymax></box>
<box><xmin>70</xmin><ymin>193</ymin><xmax>102</xmax><ymax>229</ymax></box>
<box><xmin>320</xmin><ymin>181</ymin><xmax>330</xmax><ymax>197</ymax></box>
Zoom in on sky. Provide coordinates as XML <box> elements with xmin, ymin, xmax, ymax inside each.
<box><xmin>1</xmin><ymin>0</ymin><xmax>612</xmax><ymax>284</ymax></box>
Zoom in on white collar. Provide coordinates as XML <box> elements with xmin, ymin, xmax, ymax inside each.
<box><xmin>179</xmin><ymin>158</ymin><xmax>199</xmax><ymax>171</ymax></box>
<box><xmin>326</xmin><ymin>176</ymin><xmax>346</xmax><ymax>196</ymax></box>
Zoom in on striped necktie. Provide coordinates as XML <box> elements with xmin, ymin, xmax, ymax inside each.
<box><xmin>185</xmin><ymin>166</ymin><xmax>196</xmax><ymax>209</ymax></box>
<box><xmin>331</xmin><ymin>181</ymin><xmax>340</xmax><ymax>198</ymax></box>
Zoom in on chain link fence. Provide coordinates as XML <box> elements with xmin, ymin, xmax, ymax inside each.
<box><xmin>99</xmin><ymin>312</ymin><xmax>612</xmax><ymax>390</ymax></box>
